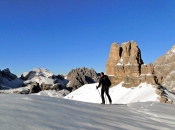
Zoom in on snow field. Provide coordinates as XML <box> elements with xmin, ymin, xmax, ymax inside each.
<box><xmin>0</xmin><ymin>94</ymin><xmax>175</xmax><ymax>130</ymax></box>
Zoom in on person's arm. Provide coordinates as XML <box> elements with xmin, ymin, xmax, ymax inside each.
<box><xmin>97</xmin><ymin>78</ymin><xmax>102</xmax><ymax>89</ymax></box>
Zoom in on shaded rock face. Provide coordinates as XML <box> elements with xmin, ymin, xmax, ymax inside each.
<box><xmin>0</xmin><ymin>68</ymin><xmax>17</xmax><ymax>81</ymax></box>
<box><xmin>154</xmin><ymin>45</ymin><xmax>175</xmax><ymax>91</ymax></box>
<box><xmin>67</xmin><ymin>67</ymin><xmax>99</xmax><ymax>91</ymax></box>
<box><xmin>29</xmin><ymin>82</ymin><xmax>64</xmax><ymax>94</ymax></box>
<box><xmin>40</xmin><ymin>82</ymin><xmax>63</xmax><ymax>91</ymax></box>
<box><xmin>106</xmin><ymin>41</ymin><xmax>156</xmax><ymax>87</ymax></box>
<box><xmin>29</xmin><ymin>82</ymin><xmax>41</xmax><ymax>94</ymax></box>
<box><xmin>0</xmin><ymin>68</ymin><xmax>23</xmax><ymax>89</ymax></box>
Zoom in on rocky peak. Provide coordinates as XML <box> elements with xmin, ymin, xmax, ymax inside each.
<box><xmin>0</xmin><ymin>68</ymin><xmax>17</xmax><ymax>81</ymax></box>
<box><xmin>67</xmin><ymin>67</ymin><xmax>99</xmax><ymax>91</ymax></box>
<box><xmin>0</xmin><ymin>68</ymin><xmax>23</xmax><ymax>89</ymax></box>
<box><xmin>154</xmin><ymin>44</ymin><xmax>175</xmax><ymax>92</ymax></box>
<box><xmin>106</xmin><ymin>40</ymin><xmax>156</xmax><ymax>88</ymax></box>
<box><xmin>121</xmin><ymin>41</ymin><xmax>131</xmax><ymax>59</ymax></box>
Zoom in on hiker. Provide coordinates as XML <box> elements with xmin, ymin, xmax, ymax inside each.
<box><xmin>96</xmin><ymin>72</ymin><xmax>112</xmax><ymax>104</ymax></box>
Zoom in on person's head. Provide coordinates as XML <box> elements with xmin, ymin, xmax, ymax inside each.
<box><xmin>100</xmin><ymin>72</ymin><xmax>104</xmax><ymax>77</ymax></box>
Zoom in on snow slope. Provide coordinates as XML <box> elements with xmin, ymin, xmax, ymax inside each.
<box><xmin>65</xmin><ymin>82</ymin><xmax>159</xmax><ymax>104</ymax></box>
<box><xmin>0</xmin><ymin>94</ymin><xmax>175</xmax><ymax>130</ymax></box>
<box><xmin>0</xmin><ymin>78</ymin><xmax>23</xmax><ymax>89</ymax></box>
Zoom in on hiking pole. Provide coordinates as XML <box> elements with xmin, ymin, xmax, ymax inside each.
<box><xmin>96</xmin><ymin>85</ymin><xmax>101</xmax><ymax>99</ymax></box>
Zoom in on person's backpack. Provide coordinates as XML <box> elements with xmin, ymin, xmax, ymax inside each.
<box><xmin>104</xmin><ymin>75</ymin><xmax>111</xmax><ymax>87</ymax></box>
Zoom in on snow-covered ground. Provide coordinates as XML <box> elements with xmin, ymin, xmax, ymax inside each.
<box><xmin>32</xmin><ymin>89</ymin><xmax>70</xmax><ymax>98</ymax></box>
<box><xmin>0</xmin><ymin>94</ymin><xmax>175</xmax><ymax>130</ymax></box>
<box><xmin>65</xmin><ymin>82</ymin><xmax>159</xmax><ymax>104</ymax></box>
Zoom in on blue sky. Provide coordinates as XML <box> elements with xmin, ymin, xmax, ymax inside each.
<box><xmin>0</xmin><ymin>0</ymin><xmax>175</xmax><ymax>75</ymax></box>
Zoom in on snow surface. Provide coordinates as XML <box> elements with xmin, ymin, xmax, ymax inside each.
<box><xmin>140</xmin><ymin>73</ymin><xmax>153</xmax><ymax>76</ymax></box>
<box><xmin>0</xmin><ymin>86</ymin><xmax>30</xmax><ymax>94</ymax></box>
<box><xmin>22</xmin><ymin>72</ymin><xmax>29</xmax><ymax>77</ymax></box>
<box><xmin>125</xmin><ymin>62</ymin><xmax>131</xmax><ymax>66</ymax></box>
<box><xmin>65</xmin><ymin>82</ymin><xmax>159</xmax><ymax>104</ymax></box>
<box><xmin>0</xmin><ymin>94</ymin><xmax>175</xmax><ymax>130</ymax></box>
<box><xmin>32</xmin><ymin>89</ymin><xmax>70</xmax><ymax>98</ymax></box>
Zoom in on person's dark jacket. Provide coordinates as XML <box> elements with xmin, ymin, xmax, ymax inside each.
<box><xmin>97</xmin><ymin>75</ymin><xmax>108</xmax><ymax>89</ymax></box>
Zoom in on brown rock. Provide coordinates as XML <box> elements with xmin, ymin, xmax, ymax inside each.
<box><xmin>140</xmin><ymin>75</ymin><xmax>146</xmax><ymax>83</ymax></box>
<box><xmin>121</xmin><ymin>41</ymin><xmax>131</xmax><ymax>59</ymax></box>
<box><xmin>106</xmin><ymin>40</ymin><xmax>156</xmax><ymax>88</ymax></box>
<box><xmin>67</xmin><ymin>67</ymin><xmax>99</xmax><ymax>91</ymax></box>
<box><xmin>141</xmin><ymin>63</ymin><xmax>154</xmax><ymax>75</ymax></box>
<box><xmin>159</xmin><ymin>96</ymin><xmax>168</xmax><ymax>103</ymax></box>
<box><xmin>154</xmin><ymin>84</ymin><xmax>161</xmax><ymax>89</ymax></box>
<box><xmin>114</xmin><ymin>65</ymin><xmax>125</xmax><ymax>83</ymax></box>
<box><xmin>166</xmin><ymin>101</ymin><xmax>173</xmax><ymax>104</ymax></box>
<box><xmin>106</xmin><ymin>42</ymin><xmax>121</xmax><ymax>75</ymax></box>
<box><xmin>156</xmin><ymin>76</ymin><xmax>163</xmax><ymax>84</ymax></box>
<box><xmin>154</xmin><ymin>45</ymin><xmax>175</xmax><ymax>91</ymax></box>
<box><xmin>147</xmin><ymin>63</ymin><xmax>154</xmax><ymax>74</ymax></box>
<box><xmin>141</xmin><ymin>64</ymin><xmax>148</xmax><ymax>75</ymax></box>
<box><xmin>123</xmin><ymin>76</ymin><xmax>141</xmax><ymax>88</ymax></box>
<box><xmin>130</xmin><ymin>40</ymin><xmax>143</xmax><ymax>65</ymax></box>
<box><xmin>124</xmin><ymin>64</ymin><xmax>140</xmax><ymax>77</ymax></box>
<box><xmin>108</xmin><ymin>76</ymin><xmax>119</xmax><ymax>87</ymax></box>
<box><xmin>155</xmin><ymin>89</ymin><xmax>163</xmax><ymax>96</ymax></box>
<box><xmin>146</xmin><ymin>75</ymin><xmax>156</xmax><ymax>85</ymax></box>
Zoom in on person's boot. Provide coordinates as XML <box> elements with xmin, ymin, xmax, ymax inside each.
<box><xmin>110</xmin><ymin>102</ymin><xmax>112</xmax><ymax>105</ymax></box>
<box><xmin>101</xmin><ymin>102</ymin><xmax>105</xmax><ymax>104</ymax></box>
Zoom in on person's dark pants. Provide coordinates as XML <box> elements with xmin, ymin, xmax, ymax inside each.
<box><xmin>101</xmin><ymin>86</ymin><xmax>112</xmax><ymax>103</ymax></box>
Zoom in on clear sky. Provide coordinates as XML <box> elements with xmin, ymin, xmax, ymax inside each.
<box><xmin>0</xmin><ymin>0</ymin><xmax>175</xmax><ymax>76</ymax></box>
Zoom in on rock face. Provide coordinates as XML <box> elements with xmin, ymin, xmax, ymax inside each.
<box><xmin>0</xmin><ymin>68</ymin><xmax>23</xmax><ymax>89</ymax></box>
<box><xmin>0</xmin><ymin>68</ymin><xmax>17</xmax><ymax>81</ymax></box>
<box><xmin>29</xmin><ymin>82</ymin><xmax>63</xmax><ymax>94</ymax></box>
<box><xmin>29</xmin><ymin>82</ymin><xmax>41</xmax><ymax>94</ymax></box>
<box><xmin>154</xmin><ymin>45</ymin><xmax>175</xmax><ymax>92</ymax></box>
<box><xmin>67</xmin><ymin>67</ymin><xmax>99</xmax><ymax>91</ymax></box>
<box><xmin>106</xmin><ymin>40</ymin><xmax>156</xmax><ymax>87</ymax></box>
<box><xmin>106</xmin><ymin>42</ymin><xmax>121</xmax><ymax>75</ymax></box>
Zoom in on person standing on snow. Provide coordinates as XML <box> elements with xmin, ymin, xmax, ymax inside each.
<box><xmin>96</xmin><ymin>72</ymin><xmax>112</xmax><ymax>104</ymax></box>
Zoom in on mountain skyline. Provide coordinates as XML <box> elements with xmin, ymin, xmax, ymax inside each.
<box><xmin>1</xmin><ymin>0</ymin><xmax>175</xmax><ymax>76</ymax></box>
